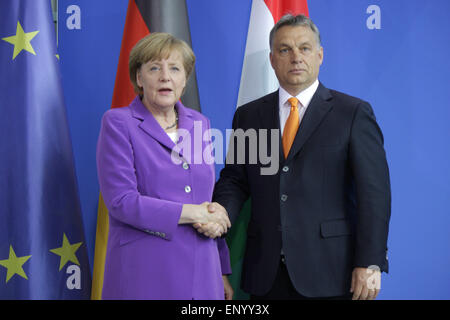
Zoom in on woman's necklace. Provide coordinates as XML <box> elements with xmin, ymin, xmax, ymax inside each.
<box><xmin>164</xmin><ymin>108</ymin><xmax>178</xmax><ymax>130</ymax></box>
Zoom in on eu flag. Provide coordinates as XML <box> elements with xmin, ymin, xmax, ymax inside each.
<box><xmin>0</xmin><ymin>1</ymin><xmax>91</xmax><ymax>299</ymax></box>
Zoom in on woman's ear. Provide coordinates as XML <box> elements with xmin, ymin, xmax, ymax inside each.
<box><xmin>136</xmin><ymin>69</ymin><xmax>142</xmax><ymax>88</ymax></box>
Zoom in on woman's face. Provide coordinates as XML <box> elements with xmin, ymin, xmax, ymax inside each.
<box><xmin>137</xmin><ymin>50</ymin><xmax>187</xmax><ymax>111</ymax></box>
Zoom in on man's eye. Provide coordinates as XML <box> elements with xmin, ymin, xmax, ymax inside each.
<box><xmin>280</xmin><ymin>48</ymin><xmax>289</xmax><ymax>54</ymax></box>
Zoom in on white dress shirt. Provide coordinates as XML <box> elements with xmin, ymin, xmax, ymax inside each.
<box><xmin>279</xmin><ymin>79</ymin><xmax>319</xmax><ymax>136</ymax></box>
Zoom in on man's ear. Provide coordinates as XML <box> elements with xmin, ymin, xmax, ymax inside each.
<box><xmin>318</xmin><ymin>46</ymin><xmax>324</xmax><ymax>66</ymax></box>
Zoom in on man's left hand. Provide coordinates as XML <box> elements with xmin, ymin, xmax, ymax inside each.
<box><xmin>350</xmin><ymin>267</ymin><xmax>381</xmax><ymax>300</ymax></box>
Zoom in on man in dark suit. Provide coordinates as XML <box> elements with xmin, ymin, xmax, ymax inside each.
<box><xmin>205</xmin><ymin>14</ymin><xmax>391</xmax><ymax>300</ymax></box>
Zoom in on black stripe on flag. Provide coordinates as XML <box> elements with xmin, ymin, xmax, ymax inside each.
<box><xmin>134</xmin><ymin>0</ymin><xmax>201</xmax><ymax>111</ymax></box>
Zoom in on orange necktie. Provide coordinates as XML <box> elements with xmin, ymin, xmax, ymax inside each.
<box><xmin>282</xmin><ymin>97</ymin><xmax>300</xmax><ymax>159</ymax></box>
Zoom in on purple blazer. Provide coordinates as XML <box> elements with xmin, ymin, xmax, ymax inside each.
<box><xmin>96</xmin><ymin>97</ymin><xmax>231</xmax><ymax>300</ymax></box>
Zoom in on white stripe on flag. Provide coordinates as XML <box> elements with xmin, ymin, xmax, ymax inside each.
<box><xmin>237</xmin><ymin>0</ymin><xmax>279</xmax><ymax>108</ymax></box>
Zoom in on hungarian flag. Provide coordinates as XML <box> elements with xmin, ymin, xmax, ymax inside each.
<box><xmin>225</xmin><ymin>0</ymin><xmax>309</xmax><ymax>299</ymax></box>
<box><xmin>91</xmin><ymin>0</ymin><xmax>201</xmax><ymax>300</ymax></box>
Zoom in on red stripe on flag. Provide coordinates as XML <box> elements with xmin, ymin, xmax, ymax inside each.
<box><xmin>111</xmin><ymin>0</ymin><xmax>150</xmax><ymax>108</ymax></box>
<box><xmin>264</xmin><ymin>0</ymin><xmax>309</xmax><ymax>22</ymax></box>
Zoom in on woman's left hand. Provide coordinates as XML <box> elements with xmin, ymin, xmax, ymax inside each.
<box><xmin>223</xmin><ymin>275</ymin><xmax>234</xmax><ymax>300</ymax></box>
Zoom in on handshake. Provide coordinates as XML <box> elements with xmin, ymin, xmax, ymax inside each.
<box><xmin>180</xmin><ymin>202</ymin><xmax>231</xmax><ymax>239</ymax></box>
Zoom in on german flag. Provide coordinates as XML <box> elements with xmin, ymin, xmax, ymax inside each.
<box><xmin>91</xmin><ymin>0</ymin><xmax>200</xmax><ymax>300</ymax></box>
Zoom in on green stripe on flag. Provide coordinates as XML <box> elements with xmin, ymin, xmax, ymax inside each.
<box><xmin>226</xmin><ymin>199</ymin><xmax>251</xmax><ymax>300</ymax></box>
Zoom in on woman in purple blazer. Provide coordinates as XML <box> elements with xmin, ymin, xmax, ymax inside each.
<box><xmin>96</xmin><ymin>33</ymin><xmax>232</xmax><ymax>299</ymax></box>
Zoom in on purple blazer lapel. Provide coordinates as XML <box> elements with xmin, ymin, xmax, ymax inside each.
<box><xmin>174</xmin><ymin>101</ymin><xmax>196</xmax><ymax>162</ymax></box>
<box><xmin>130</xmin><ymin>97</ymin><xmax>176</xmax><ymax>151</ymax></box>
<box><xmin>175</xmin><ymin>100</ymin><xmax>194</xmax><ymax>134</ymax></box>
<box><xmin>129</xmin><ymin>98</ymin><xmax>197</xmax><ymax>161</ymax></box>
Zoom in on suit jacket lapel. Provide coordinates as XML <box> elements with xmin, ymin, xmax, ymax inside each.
<box><xmin>174</xmin><ymin>101</ymin><xmax>195</xmax><ymax>161</ymax></box>
<box><xmin>130</xmin><ymin>98</ymin><xmax>175</xmax><ymax>151</ymax></box>
<box><xmin>285</xmin><ymin>83</ymin><xmax>333</xmax><ymax>162</ymax></box>
<box><xmin>257</xmin><ymin>91</ymin><xmax>280</xmax><ymax>131</ymax></box>
<box><xmin>131</xmin><ymin>98</ymin><xmax>195</xmax><ymax>158</ymax></box>
<box><xmin>256</xmin><ymin>91</ymin><xmax>285</xmax><ymax>166</ymax></box>
<box><xmin>175</xmin><ymin>100</ymin><xmax>195</xmax><ymax>135</ymax></box>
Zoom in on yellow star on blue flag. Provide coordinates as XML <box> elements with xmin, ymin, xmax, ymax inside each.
<box><xmin>50</xmin><ymin>233</ymin><xmax>83</xmax><ymax>271</ymax></box>
<box><xmin>2</xmin><ymin>21</ymin><xmax>39</xmax><ymax>60</ymax></box>
<box><xmin>0</xmin><ymin>246</ymin><xmax>31</xmax><ymax>283</ymax></box>
<box><xmin>0</xmin><ymin>0</ymin><xmax>91</xmax><ymax>299</ymax></box>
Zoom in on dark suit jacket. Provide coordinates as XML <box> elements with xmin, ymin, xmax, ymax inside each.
<box><xmin>213</xmin><ymin>83</ymin><xmax>391</xmax><ymax>297</ymax></box>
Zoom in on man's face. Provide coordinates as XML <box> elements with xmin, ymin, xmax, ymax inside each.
<box><xmin>270</xmin><ymin>25</ymin><xmax>323</xmax><ymax>96</ymax></box>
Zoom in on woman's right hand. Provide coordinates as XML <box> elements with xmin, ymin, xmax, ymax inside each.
<box><xmin>193</xmin><ymin>222</ymin><xmax>225</xmax><ymax>239</ymax></box>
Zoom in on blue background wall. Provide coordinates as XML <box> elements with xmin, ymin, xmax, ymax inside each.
<box><xmin>59</xmin><ymin>0</ymin><xmax>450</xmax><ymax>299</ymax></box>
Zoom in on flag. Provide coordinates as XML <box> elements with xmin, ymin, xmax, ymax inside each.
<box><xmin>225</xmin><ymin>0</ymin><xmax>309</xmax><ymax>299</ymax></box>
<box><xmin>0</xmin><ymin>1</ymin><xmax>91</xmax><ymax>299</ymax></box>
<box><xmin>91</xmin><ymin>0</ymin><xmax>201</xmax><ymax>300</ymax></box>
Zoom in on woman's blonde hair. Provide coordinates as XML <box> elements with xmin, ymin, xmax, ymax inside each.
<box><xmin>129</xmin><ymin>32</ymin><xmax>195</xmax><ymax>95</ymax></box>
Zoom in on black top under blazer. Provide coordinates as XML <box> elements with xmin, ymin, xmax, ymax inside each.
<box><xmin>213</xmin><ymin>83</ymin><xmax>391</xmax><ymax>297</ymax></box>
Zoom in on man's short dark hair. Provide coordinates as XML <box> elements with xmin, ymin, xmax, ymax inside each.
<box><xmin>269</xmin><ymin>14</ymin><xmax>321</xmax><ymax>51</ymax></box>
